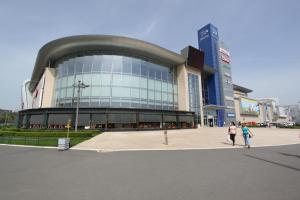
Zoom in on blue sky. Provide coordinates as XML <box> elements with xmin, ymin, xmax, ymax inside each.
<box><xmin>0</xmin><ymin>0</ymin><xmax>299</xmax><ymax>110</ymax></box>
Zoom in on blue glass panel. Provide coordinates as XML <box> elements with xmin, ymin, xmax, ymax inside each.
<box><xmin>141</xmin><ymin>61</ymin><xmax>148</xmax><ymax>76</ymax></box>
<box><xmin>149</xmin><ymin>68</ymin><xmax>155</xmax><ymax>79</ymax></box>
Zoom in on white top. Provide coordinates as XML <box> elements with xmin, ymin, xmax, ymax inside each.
<box><xmin>228</xmin><ymin>125</ymin><xmax>237</xmax><ymax>134</ymax></box>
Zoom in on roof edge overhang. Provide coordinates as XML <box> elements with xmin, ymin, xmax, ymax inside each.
<box><xmin>29</xmin><ymin>35</ymin><xmax>186</xmax><ymax>92</ymax></box>
<box><xmin>233</xmin><ymin>84</ymin><xmax>253</xmax><ymax>93</ymax></box>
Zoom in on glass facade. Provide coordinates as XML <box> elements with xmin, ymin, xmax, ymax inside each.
<box><xmin>188</xmin><ymin>73</ymin><xmax>201</xmax><ymax>123</ymax></box>
<box><xmin>54</xmin><ymin>55</ymin><xmax>178</xmax><ymax>110</ymax></box>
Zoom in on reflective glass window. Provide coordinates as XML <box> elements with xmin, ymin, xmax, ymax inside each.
<box><xmin>140</xmin><ymin>89</ymin><xmax>147</xmax><ymax>100</ymax></box>
<box><xmin>141</xmin><ymin>62</ymin><xmax>148</xmax><ymax>76</ymax></box>
<box><xmin>112</xmin><ymin>56</ymin><xmax>122</xmax><ymax>73</ymax></box>
<box><xmin>67</xmin><ymin>76</ymin><xmax>74</xmax><ymax>87</ymax></box>
<box><xmin>91</xmin><ymin>86</ymin><xmax>101</xmax><ymax>97</ymax></box>
<box><xmin>112</xmin><ymin>74</ymin><xmax>123</xmax><ymax>86</ymax></box>
<box><xmin>75</xmin><ymin>60</ymin><xmax>83</xmax><ymax>74</ymax></box>
<box><xmin>155</xmin><ymin>69</ymin><xmax>162</xmax><ymax>80</ymax></box>
<box><xmin>140</xmin><ymin>77</ymin><xmax>147</xmax><ymax>89</ymax></box>
<box><xmin>100</xmin><ymin>74</ymin><xmax>111</xmax><ymax>85</ymax></box>
<box><xmin>92</xmin><ymin>56</ymin><xmax>102</xmax><ymax>72</ymax></box>
<box><xmin>131</xmin><ymin>88</ymin><xmax>139</xmax><ymax>98</ymax></box>
<box><xmin>162</xmin><ymin>70</ymin><xmax>168</xmax><ymax>81</ymax></box>
<box><xmin>100</xmin><ymin>86</ymin><xmax>110</xmax><ymax>97</ymax></box>
<box><xmin>122</xmin><ymin>75</ymin><xmax>132</xmax><ymax>87</ymax></box>
<box><xmin>168</xmin><ymin>93</ymin><xmax>173</xmax><ymax>103</ymax></box>
<box><xmin>132</xmin><ymin>59</ymin><xmax>141</xmax><ymax>75</ymax></box>
<box><xmin>54</xmin><ymin>55</ymin><xmax>178</xmax><ymax>110</ymax></box>
<box><xmin>148</xmin><ymin>79</ymin><xmax>154</xmax><ymax>90</ymax></box>
<box><xmin>61</xmin><ymin>88</ymin><xmax>66</xmax><ymax>98</ymax></box>
<box><xmin>102</xmin><ymin>56</ymin><xmax>112</xmax><ymax>72</ymax></box>
<box><xmin>174</xmin><ymin>95</ymin><xmax>178</xmax><ymax>103</ymax></box>
<box><xmin>131</xmin><ymin>76</ymin><xmax>139</xmax><ymax>86</ymax></box>
<box><xmin>83</xmin><ymin>58</ymin><xmax>92</xmax><ymax>73</ymax></box>
<box><xmin>162</xmin><ymin>82</ymin><xmax>168</xmax><ymax>92</ymax></box>
<box><xmin>100</xmin><ymin>98</ymin><xmax>110</xmax><ymax>107</ymax></box>
<box><xmin>149</xmin><ymin>68</ymin><xmax>155</xmax><ymax>79</ymax></box>
<box><xmin>155</xmin><ymin>91</ymin><xmax>161</xmax><ymax>101</ymax></box>
<box><xmin>155</xmin><ymin>80</ymin><xmax>161</xmax><ymax>91</ymax></box>
<box><xmin>174</xmin><ymin>85</ymin><xmax>178</xmax><ymax>94</ymax></box>
<box><xmin>68</xmin><ymin>61</ymin><xmax>74</xmax><ymax>75</ymax></box>
<box><xmin>91</xmin><ymin>74</ymin><xmax>101</xmax><ymax>86</ymax></box>
<box><xmin>82</xmin><ymin>74</ymin><xmax>92</xmax><ymax>86</ymax></box>
<box><xmin>66</xmin><ymin>87</ymin><xmax>73</xmax><ymax>98</ymax></box>
<box><xmin>75</xmin><ymin>74</ymin><xmax>82</xmax><ymax>84</ymax></box>
<box><xmin>148</xmin><ymin>91</ymin><xmax>155</xmax><ymax>100</ymax></box>
<box><xmin>82</xmin><ymin>86</ymin><xmax>91</xmax><ymax>97</ymax></box>
<box><xmin>168</xmin><ymin>72</ymin><xmax>173</xmax><ymax>83</ymax></box>
<box><xmin>123</xmin><ymin>58</ymin><xmax>131</xmax><ymax>74</ymax></box>
<box><xmin>62</xmin><ymin>65</ymin><xmax>68</xmax><ymax>76</ymax></box>
<box><xmin>162</xmin><ymin>92</ymin><xmax>168</xmax><ymax>101</ymax></box>
<box><xmin>167</xmin><ymin>83</ymin><xmax>173</xmax><ymax>93</ymax></box>
<box><xmin>111</xmin><ymin>99</ymin><xmax>121</xmax><ymax>107</ymax></box>
<box><xmin>61</xmin><ymin>77</ymin><xmax>68</xmax><ymax>88</ymax></box>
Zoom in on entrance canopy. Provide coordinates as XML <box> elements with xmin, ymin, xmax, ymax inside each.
<box><xmin>203</xmin><ymin>104</ymin><xmax>227</xmax><ymax>110</ymax></box>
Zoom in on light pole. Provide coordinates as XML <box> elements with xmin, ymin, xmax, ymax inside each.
<box><xmin>4</xmin><ymin>111</ymin><xmax>8</xmax><ymax>128</ymax></box>
<box><xmin>73</xmin><ymin>80</ymin><xmax>89</xmax><ymax>132</ymax></box>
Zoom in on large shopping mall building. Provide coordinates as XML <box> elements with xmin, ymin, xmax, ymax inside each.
<box><xmin>18</xmin><ymin>24</ymin><xmax>289</xmax><ymax>130</ymax></box>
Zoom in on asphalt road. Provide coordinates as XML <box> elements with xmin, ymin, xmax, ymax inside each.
<box><xmin>0</xmin><ymin>145</ymin><xmax>299</xmax><ymax>200</ymax></box>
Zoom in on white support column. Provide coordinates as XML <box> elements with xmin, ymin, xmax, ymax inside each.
<box><xmin>198</xmin><ymin>74</ymin><xmax>204</xmax><ymax>128</ymax></box>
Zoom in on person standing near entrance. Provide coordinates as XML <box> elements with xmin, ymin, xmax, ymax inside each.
<box><xmin>228</xmin><ymin>122</ymin><xmax>237</xmax><ymax>146</ymax></box>
<box><xmin>241</xmin><ymin>124</ymin><xmax>254</xmax><ymax>148</ymax></box>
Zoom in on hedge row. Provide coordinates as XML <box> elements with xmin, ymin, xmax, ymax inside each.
<box><xmin>0</xmin><ymin>126</ymin><xmax>101</xmax><ymax>132</ymax></box>
<box><xmin>0</xmin><ymin>130</ymin><xmax>101</xmax><ymax>137</ymax></box>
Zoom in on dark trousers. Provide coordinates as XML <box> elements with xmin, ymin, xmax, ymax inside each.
<box><xmin>230</xmin><ymin>134</ymin><xmax>236</xmax><ymax>146</ymax></box>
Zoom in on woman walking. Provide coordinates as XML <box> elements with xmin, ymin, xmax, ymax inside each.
<box><xmin>228</xmin><ymin>122</ymin><xmax>237</xmax><ymax>146</ymax></box>
<box><xmin>241</xmin><ymin>124</ymin><xmax>254</xmax><ymax>148</ymax></box>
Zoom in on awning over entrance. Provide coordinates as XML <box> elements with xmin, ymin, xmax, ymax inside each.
<box><xmin>203</xmin><ymin>104</ymin><xmax>227</xmax><ymax>110</ymax></box>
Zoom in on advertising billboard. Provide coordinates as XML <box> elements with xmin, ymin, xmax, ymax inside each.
<box><xmin>219</xmin><ymin>47</ymin><xmax>230</xmax><ymax>64</ymax></box>
<box><xmin>240</xmin><ymin>97</ymin><xmax>260</xmax><ymax>115</ymax></box>
<box><xmin>278</xmin><ymin>106</ymin><xmax>287</xmax><ymax>118</ymax></box>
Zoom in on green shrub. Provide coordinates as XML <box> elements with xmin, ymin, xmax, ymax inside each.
<box><xmin>0</xmin><ymin>129</ymin><xmax>101</xmax><ymax>137</ymax></box>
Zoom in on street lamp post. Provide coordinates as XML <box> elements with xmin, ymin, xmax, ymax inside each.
<box><xmin>73</xmin><ymin>81</ymin><xmax>89</xmax><ymax>132</ymax></box>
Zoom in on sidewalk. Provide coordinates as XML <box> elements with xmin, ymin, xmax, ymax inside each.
<box><xmin>73</xmin><ymin>127</ymin><xmax>300</xmax><ymax>151</ymax></box>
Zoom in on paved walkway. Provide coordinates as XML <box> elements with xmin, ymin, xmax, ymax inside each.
<box><xmin>73</xmin><ymin>127</ymin><xmax>300</xmax><ymax>151</ymax></box>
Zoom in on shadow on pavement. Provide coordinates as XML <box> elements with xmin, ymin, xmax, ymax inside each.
<box><xmin>278</xmin><ymin>152</ymin><xmax>300</xmax><ymax>159</ymax></box>
<box><xmin>221</xmin><ymin>142</ymin><xmax>245</xmax><ymax>147</ymax></box>
<box><xmin>244</xmin><ymin>154</ymin><xmax>300</xmax><ymax>172</ymax></box>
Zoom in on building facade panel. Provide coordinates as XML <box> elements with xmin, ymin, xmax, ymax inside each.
<box><xmin>198</xmin><ymin>24</ymin><xmax>224</xmax><ymax>126</ymax></box>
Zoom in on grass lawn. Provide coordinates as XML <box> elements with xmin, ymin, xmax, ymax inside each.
<box><xmin>0</xmin><ymin>127</ymin><xmax>101</xmax><ymax>147</ymax></box>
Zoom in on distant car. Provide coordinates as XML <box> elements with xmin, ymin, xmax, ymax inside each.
<box><xmin>256</xmin><ymin>123</ymin><xmax>267</xmax><ymax>127</ymax></box>
<box><xmin>277</xmin><ymin>122</ymin><xmax>295</xmax><ymax>128</ymax></box>
<box><xmin>285</xmin><ymin>122</ymin><xmax>295</xmax><ymax>127</ymax></box>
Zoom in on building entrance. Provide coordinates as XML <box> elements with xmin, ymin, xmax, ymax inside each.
<box><xmin>208</xmin><ymin>118</ymin><xmax>214</xmax><ymax>127</ymax></box>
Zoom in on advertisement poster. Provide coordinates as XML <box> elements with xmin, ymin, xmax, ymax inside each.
<box><xmin>240</xmin><ymin>97</ymin><xmax>260</xmax><ymax>115</ymax></box>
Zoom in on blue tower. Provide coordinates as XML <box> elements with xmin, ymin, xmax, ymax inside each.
<box><xmin>198</xmin><ymin>24</ymin><xmax>224</xmax><ymax>127</ymax></box>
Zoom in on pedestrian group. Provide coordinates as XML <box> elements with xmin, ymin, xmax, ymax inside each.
<box><xmin>228</xmin><ymin>122</ymin><xmax>254</xmax><ymax>148</ymax></box>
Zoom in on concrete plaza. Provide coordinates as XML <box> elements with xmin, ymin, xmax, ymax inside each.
<box><xmin>74</xmin><ymin>127</ymin><xmax>300</xmax><ymax>151</ymax></box>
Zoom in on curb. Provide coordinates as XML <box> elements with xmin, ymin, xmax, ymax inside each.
<box><xmin>0</xmin><ymin>143</ymin><xmax>57</xmax><ymax>149</ymax></box>
<box><xmin>1</xmin><ymin>142</ymin><xmax>299</xmax><ymax>152</ymax></box>
<box><xmin>70</xmin><ymin>142</ymin><xmax>300</xmax><ymax>153</ymax></box>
